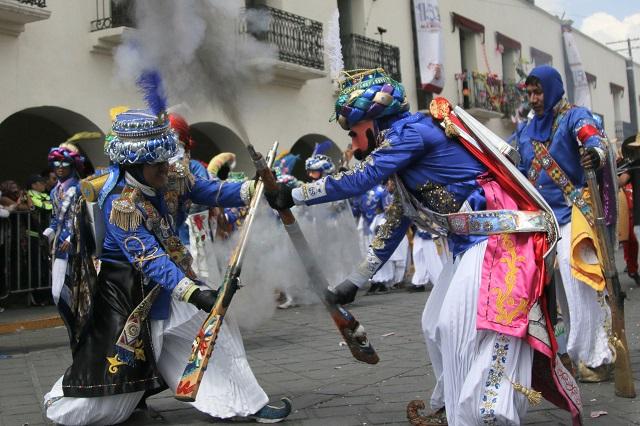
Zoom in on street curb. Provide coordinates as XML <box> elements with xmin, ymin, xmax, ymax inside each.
<box><xmin>0</xmin><ymin>315</ymin><xmax>63</xmax><ymax>335</ymax></box>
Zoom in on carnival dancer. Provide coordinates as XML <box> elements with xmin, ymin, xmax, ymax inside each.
<box><xmin>368</xmin><ymin>180</ymin><xmax>409</xmax><ymax>293</ymax></box>
<box><xmin>265</xmin><ymin>68</ymin><xmax>581</xmax><ymax>425</ymax></box>
<box><xmin>409</xmin><ymin>227</ymin><xmax>447</xmax><ymax>292</ymax></box>
<box><xmin>42</xmin><ymin>146</ymin><xmax>84</xmax><ymax>305</ymax></box>
<box><xmin>352</xmin><ymin>184</ymin><xmax>388</xmax><ymax>260</ymax></box>
<box><xmin>512</xmin><ymin>65</ymin><xmax>615</xmax><ymax>382</ymax></box>
<box><xmin>44</xmin><ymin>108</ymin><xmax>290</xmax><ymax>425</ymax></box>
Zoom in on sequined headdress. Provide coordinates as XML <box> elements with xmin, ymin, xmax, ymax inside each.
<box><xmin>106</xmin><ymin>109</ymin><xmax>177</xmax><ymax>164</ymax></box>
<box><xmin>334</xmin><ymin>68</ymin><xmax>409</xmax><ymax>129</ymax></box>
<box><xmin>104</xmin><ymin>71</ymin><xmax>178</xmax><ymax>165</ymax></box>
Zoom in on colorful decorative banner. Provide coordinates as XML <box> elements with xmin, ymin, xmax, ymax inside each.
<box><xmin>562</xmin><ymin>25</ymin><xmax>592</xmax><ymax>109</ymax></box>
<box><xmin>413</xmin><ymin>0</ymin><xmax>444</xmax><ymax>93</ymax></box>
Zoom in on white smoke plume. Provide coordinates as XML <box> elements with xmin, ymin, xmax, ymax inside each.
<box><xmin>114</xmin><ymin>0</ymin><xmax>277</xmax><ymax>143</ymax></box>
<box><xmin>218</xmin><ymin>199</ymin><xmax>363</xmax><ymax>331</ymax></box>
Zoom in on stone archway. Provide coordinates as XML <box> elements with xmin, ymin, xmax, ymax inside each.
<box><xmin>189</xmin><ymin>122</ymin><xmax>251</xmax><ymax>174</ymax></box>
<box><xmin>0</xmin><ymin>107</ymin><xmax>105</xmax><ymax>185</ymax></box>
<box><xmin>289</xmin><ymin>134</ymin><xmax>342</xmax><ymax>181</ymax></box>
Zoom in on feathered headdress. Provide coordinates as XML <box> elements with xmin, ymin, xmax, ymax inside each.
<box><xmin>324</xmin><ymin>8</ymin><xmax>344</xmax><ymax>88</ymax></box>
<box><xmin>104</xmin><ymin>69</ymin><xmax>177</xmax><ymax>165</ymax></box>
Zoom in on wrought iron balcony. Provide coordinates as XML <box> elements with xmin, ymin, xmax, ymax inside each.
<box><xmin>342</xmin><ymin>34</ymin><xmax>401</xmax><ymax>82</ymax></box>
<box><xmin>456</xmin><ymin>71</ymin><xmax>526</xmax><ymax>120</ymax></box>
<box><xmin>90</xmin><ymin>0</ymin><xmax>134</xmax><ymax>32</ymax></box>
<box><xmin>16</xmin><ymin>0</ymin><xmax>46</xmax><ymax>7</ymax></box>
<box><xmin>246</xmin><ymin>5</ymin><xmax>324</xmax><ymax>70</ymax></box>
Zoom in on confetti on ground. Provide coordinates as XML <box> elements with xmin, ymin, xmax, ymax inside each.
<box><xmin>589</xmin><ymin>410</ymin><xmax>608</xmax><ymax>418</ymax></box>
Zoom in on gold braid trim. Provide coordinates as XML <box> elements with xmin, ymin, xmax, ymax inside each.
<box><xmin>109</xmin><ymin>187</ymin><xmax>143</xmax><ymax>231</ymax></box>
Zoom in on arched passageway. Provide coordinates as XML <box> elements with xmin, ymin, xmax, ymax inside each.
<box><xmin>0</xmin><ymin>107</ymin><xmax>104</xmax><ymax>185</ymax></box>
<box><xmin>189</xmin><ymin>122</ymin><xmax>252</xmax><ymax>174</ymax></box>
<box><xmin>289</xmin><ymin>134</ymin><xmax>342</xmax><ymax>181</ymax></box>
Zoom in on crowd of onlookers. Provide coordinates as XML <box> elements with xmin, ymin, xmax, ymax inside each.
<box><xmin>0</xmin><ymin>171</ymin><xmax>57</xmax><ymax>312</ymax></box>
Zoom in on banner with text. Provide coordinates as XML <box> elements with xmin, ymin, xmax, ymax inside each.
<box><xmin>413</xmin><ymin>0</ymin><xmax>444</xmax><ymax>93</ymax></box>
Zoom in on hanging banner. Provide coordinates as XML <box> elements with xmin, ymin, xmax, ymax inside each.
<box><xmin>413</xmin><ymin>0</ymin><xmax>444</xmax><ymax>93</ymax></box>
<box><xmin>562</xmin><ymin>25</ymin><xmax>592</xmax><ymax>109</ymax></box>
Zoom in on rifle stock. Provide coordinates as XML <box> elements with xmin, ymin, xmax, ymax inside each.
<box><xmin>175</xmin><ymin>142</ymin><xmax>279</xmax><ymax>402</ymax></box>
<box><xmin>585</xmin><ymin>167</ymin><xmax>636</xmax><ymax>398</ymax></box>
<box><xmin>248</xmin><ymin>144</ymin><xmax>379</xmax><ymax>365</ymax></box>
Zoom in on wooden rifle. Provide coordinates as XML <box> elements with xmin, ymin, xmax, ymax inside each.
<box><xmin>584</xmin><ymin>162</ymin><xmax>636</xmax><ymax>398</ymax></box>
<box><xmin>248</xmin><ymin>144</ymin><xmax>379</xmax><ymax>365</ymax></box>
<box><xmin>175</xmin><ymin>141</ymin><xmax>278</xmax><ymax>402</ymax></box>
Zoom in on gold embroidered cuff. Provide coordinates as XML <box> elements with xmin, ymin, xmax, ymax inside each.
<box><xmin>173</xmin><ymin>277</ymin><xmax>197</xmax><ymax>301</ymax></box>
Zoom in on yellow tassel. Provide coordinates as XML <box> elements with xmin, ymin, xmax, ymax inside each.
<box><xmin>511</xmin><ymin>381</ymin><xmax>543</xmax><ymax>405</ymax></box>
<box><xmin>109</xmin><ymin>189</ymin><xmax>142</xmax><ymax>231</ymax></box>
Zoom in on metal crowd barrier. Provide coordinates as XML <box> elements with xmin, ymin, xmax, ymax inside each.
<box><xmin>0</xmin><ymin>210</ymin><xmax>51</xmax><ymax>302</ymax></box>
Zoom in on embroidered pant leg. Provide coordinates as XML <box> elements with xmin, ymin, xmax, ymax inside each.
<box><xmin>422</xmin><ymin>259</ymin><xmax>457</xmax><ymax>411</ymax></box>
<box><xmin>44</xmin><ymin>376</ymin><xmax>143</xmax><ymax>426</ymax></box>
<box><xmin>51</xmin><ymin>257</ymin><xmax>68</xmax><ymax>305</ymax></box>
<box><xmin>556</xmin><ymin>223</ymin><xmax>613</xmax><ymax>367</ymax></box>
<box><xmin>153</xmin><ymin>299</ymin><xmax>268</xmax><ymax>419</ymax></box>
<box><xmin>435</xmin><ymin>241</ymin><xmax>532</xmax><ymax>425</ymax></box>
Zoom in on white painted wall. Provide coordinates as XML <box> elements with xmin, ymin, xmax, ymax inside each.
<box><xmin>1</xmin><ymin>0</ymin><xmax>638</xmax><ymax>179</ymax></box>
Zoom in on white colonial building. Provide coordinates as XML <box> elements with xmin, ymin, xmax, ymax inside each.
<box><xmin>1</xmin><ymin>0</ymin><xmax>639</xmax><ymax>183</ymax></box>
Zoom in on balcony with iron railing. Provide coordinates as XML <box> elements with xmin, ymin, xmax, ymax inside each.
<box><xmin>244</xmin><ymin>5</ymin><xmax>325</xmax><ymax>88</ymax></box>
<box><xmin>0</xmin><ymin>0</ymin><xmax>50</xmax><ymax>36</ymax></box>
<box><xmin>90</xmin><ymin>0</ymin><xmax>133</xmax><ymax>32</ymax></box>
<box><xmin>341</xmin><ymin>34</ymin><xmax>401</xmax><ymax>82</ymax></box>
<box><xmin>456</xmin><ymin>71</ymin><xmax>526</xmax><ymax>121</ymax></box>
<box><xmin>89</xmin><ymin>0</ymin><xmax>133</xmax><ymax>55</ymax></box>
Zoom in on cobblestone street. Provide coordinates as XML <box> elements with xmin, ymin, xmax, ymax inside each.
<box><xmin>1</xmin><ymin>263</ymin><xmax>640</xmax><ymax>426</ymax></box>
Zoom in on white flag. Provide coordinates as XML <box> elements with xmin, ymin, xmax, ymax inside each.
<box><xmin>413</xmin><ymin>0</ymin><xmax>444</xmax><ymax>93</ymax></box>
<box><xmin>562</xmin><ymin>26</ymin><xmax>592</xmax><ymax>109</ymax></box>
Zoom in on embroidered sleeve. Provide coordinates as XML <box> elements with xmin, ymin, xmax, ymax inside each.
<box><xmin>104</xmin><ymin>195</ymin><xmax>187</xmax><ymax>292</ymax></box>
<box><xmin>293</xmin><ymin>127</ymin><xmax>425</xmax><ymax>206</ymax></box>
<box><xmin>572</xmin><ymin>114</ymin><xmax>606</xmax><ymax>150</ymax></box>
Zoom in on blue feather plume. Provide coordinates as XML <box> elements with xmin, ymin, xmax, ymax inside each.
<box><xmin>136</xmin><ymin>70</ymin><xmax>167</xmax><ymax>117</ymax></box>
<box><xmin>312</xmin><ymin>140</ymin><xmax>333</xmax><ymax>156</ymax></box>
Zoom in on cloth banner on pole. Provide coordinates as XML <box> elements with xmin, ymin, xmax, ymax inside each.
<box><xmin>413</xmin><ymin>0</ymin><xmax>444</xmax><ymax>93</ymax></box>
<box><xmin>562</xmin><ymin>25</ymin><xmax>592</xmax><ymax>109</ymax></box>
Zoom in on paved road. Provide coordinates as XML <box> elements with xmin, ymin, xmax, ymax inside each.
<box><xmin>1</xmin><ymin>273</ymin><xmax>640</xmax><ymax>425</ymax></box>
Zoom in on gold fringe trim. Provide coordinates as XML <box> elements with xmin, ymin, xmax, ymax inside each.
<box><xmin>109</xmin><ymin>188</ymin><xmax>143</xmax><ymax>231</ymax></box>
<box><xmin>510</xmin><ymin>380</ymin><xmax>542</xmax><ymax>405</ymax></box>
<box><xmin>169</xmin><ymin>160</ymin><xmax>195</xmax><ymax>195</ymax></box>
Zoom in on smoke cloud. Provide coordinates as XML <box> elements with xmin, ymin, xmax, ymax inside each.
<box><xmin>114</xmin><ymin>0</ymin><xmax>278</xmax><ymax>143</ymax></box>
<box><xmin>217</xmin><ymin>199</ymin><xmax>363</xmax><ymax>331</ymax></box>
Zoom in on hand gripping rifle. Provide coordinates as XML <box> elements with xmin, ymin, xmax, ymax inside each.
<box><xmin>175</xmin><ymin>142</ymin><xmax>279</xmax><ymax>402</ymax></box>
<box><xmin>584</xmin><ymin>164</ymin><xmax>636</xmax><ymax>398</ymax></box>
<box><xmin>248</xmin><ymin>144</ymin><xmax>379</xmax><ymax>365</ymax></box>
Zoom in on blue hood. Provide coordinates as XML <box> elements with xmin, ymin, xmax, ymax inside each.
<box><xmin>526</xmin><ymin>65</ymin><xmax>565</xmax><ymax>141</ymax></box>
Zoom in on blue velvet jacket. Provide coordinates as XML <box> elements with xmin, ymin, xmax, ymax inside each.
<box><xmin>100</xmin><ymin>176</ymin><xmax>250</xmax><ymax>319</ymax></box>
<box><xmin>292</xmin><ymin>112</ymin><xmax>487</xmax><ymax>276</ymax></box>
<box><xmin>513</xmin><ymin>104</ymin><xmax>606</xmax><ymax>225</ymax></box>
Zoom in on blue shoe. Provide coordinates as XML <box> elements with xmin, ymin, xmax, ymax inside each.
<box><xmin>250</xmin><ymin>398</ymin><xmax>292</xmax><ymax>423</ymax></box>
